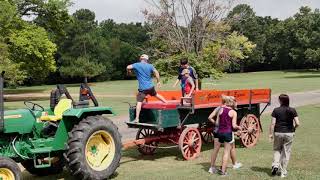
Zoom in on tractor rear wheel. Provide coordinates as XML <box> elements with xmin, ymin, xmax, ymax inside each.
<box><xmin>21</xmin><ymin>156</ymin><xmax>64</xmax><ymax>176</ymax></box>
<box><xmin>0</xmin><ymin>157</ymin><xmax>21</xmax><ymax>180</ymax></box>
<box><xmin>65</xmin><ymin>116</ymin><xmax>122</xmax><ymax>180</ymax></box>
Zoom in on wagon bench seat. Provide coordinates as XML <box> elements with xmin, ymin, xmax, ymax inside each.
<box><xmin>142</xmin><ymin>100</ymin><xmax>179</xmax><ymax>110</ymax></box>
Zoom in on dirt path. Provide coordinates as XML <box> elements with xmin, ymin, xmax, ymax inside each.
<box><xmin>115</xmin><ymin>89</ymin><xmax>320</xmax><ymax>141</ymax></box>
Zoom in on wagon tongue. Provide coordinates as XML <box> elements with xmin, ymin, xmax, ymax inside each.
<box><xmin>0</xmin><ymin>71</ymin><xmax>5</xmax><ymax>132</ymax></box>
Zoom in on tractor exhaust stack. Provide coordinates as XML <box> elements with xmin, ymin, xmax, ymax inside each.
<box><xmin>0</xmin><ymin>71</ymin><xmax>5</xmax><ymax>132</ymax></box>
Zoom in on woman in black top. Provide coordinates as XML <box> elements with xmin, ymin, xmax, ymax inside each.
<box><xmin>269</xmin><ymin>94</ymin><xmax>300</xmax><ymax>178</ymax></box>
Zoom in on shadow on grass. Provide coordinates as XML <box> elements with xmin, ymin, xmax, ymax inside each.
<box><xmin>22</xmin><ymin>169</ymin><xmax>76</xmax><ymax>180</ymax></box>
<box><xmin>121</xmin><ymin>144</ymin><xmax>183</xmax><ymax>162</ymax></box>
<box><xmin>283</xmin><ymin>69</ymin><xmax>320</xmax><ymax>74</ymax></box>
<box><xmin>284</xmin><ymin>75</ymin><xmax>320</xmax><ymax>79</ymax></box>
<box><xmin>251</xmin><ymin>166</ymin><xmax>272</xmax><ymax>177</ymax></box>
<box><xmin>4</xmin><ymin>88</ymin><xmax>46</xmax><ymax>94</ymax></box>
<box><xmin>5</xmin><ymin>96</ymin><xmax>49</xmax><ymax>102</ymax></box>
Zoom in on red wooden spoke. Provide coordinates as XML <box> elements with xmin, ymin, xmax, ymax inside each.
<box><xmin>179</xmin><ymin>128</ymin><xmax>202</xmax><ymax>160</ymax></box>
<box><xmin>136</xmin><ymin>128</ymin><xmax>158</xmax><ymax>155</ymax></box>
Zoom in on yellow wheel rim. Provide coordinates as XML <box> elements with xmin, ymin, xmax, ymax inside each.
<box><xmin>0</xmin><ymin>168</ymin><xmax>15</xmax><ymax>180</ymax></box>
<box><xmin>85</xmin><ymin>130</ymin><xmax>116</xmax><ymax>171</ymax></box>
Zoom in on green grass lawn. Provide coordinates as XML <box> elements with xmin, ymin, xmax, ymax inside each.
<box><xmin>5</xmin><ymin>70</ymin><xmax>320</xmax><ymax>116</ymax></box>
<box><xmin>111</xmin><ymin>104</ymin><xmax>320</xmax><ymax>180</ymax></box>
<box><xmin>22</xmin><ymin>103</ymin><xmax>320</xmax><ymax>179</ymax></box>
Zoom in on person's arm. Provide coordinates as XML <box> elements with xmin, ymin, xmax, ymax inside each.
<box><xmin>208</xmin><ymin>108</ymin><xmax>219</xmax><ymax>124</ymax></box>
<box><xmin>190</xmin><ymin>67</ymin><xmax>199</xmax><ymax>91</ymax></box>
<box><xmin>186</xmin><ymin>78</ymin><xmax>195</xmax><ymax>97</ymax></box>
<box><xmin>153</xmin><ymin>69</ymin><xmax>161</xmax><ymax>88</ymax></box>
<box><xmin>231</xmin><ymin>110</ymin><xmax>241</xmax><ymax>130</ymax></box>
<box><xmin>294</xmin><ymin>116</ymin><xmax>300</xmax><ymax>129</ymax></box>
<box><xmin>195</xmin><ymin>79</ymin><xmax>199</xmax><ymax>91</ymax></box>
<box><xmin>269</xmin><ymin>117</ymin><xmax>276</xmax><ymax>141</ymax></box>
<box><xmin>173</xmin><ymin>79</ymin><xmax>180</xmax><ymax>87</ymax></box>
<box><xmin>126</xmin><ymin>64</ymin><xmax>134</xmax><ymax>76</ymax></box>
<box><xmin>215</xmin><ymin>109</ymin><xmax>221</xmax><ymax>127</ymax></box>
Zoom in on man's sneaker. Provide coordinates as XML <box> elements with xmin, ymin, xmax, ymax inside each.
<box><xmin>218</xmin><ymin>169</ymin><xmax>228</xmax><ymax>176</ymax></box>
<box><xmin>281</xmin><ymin>173</ymin><xmax>287</xmax><ymax>178</ymax></box>
<box><xmin>208</xmin><ymin>167</ymin><xmax>218</xmax><ymax>174</ymax></box>
<box><xmin>233</xmin><ymin>162</ymin><xmax>243</xmax><ymax>169</ymax></box>
<box><xmin>271</xmin><ymin>166</ymin><xmax>279</xmax><ymax>176</ymax></box>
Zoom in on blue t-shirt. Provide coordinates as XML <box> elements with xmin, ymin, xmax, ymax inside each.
<box><xmin>132</xmin><ymin>62</ymin><xmax>155</xmax><ymax>91</ymax></box>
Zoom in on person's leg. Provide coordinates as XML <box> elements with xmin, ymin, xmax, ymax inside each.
<box><xmin>155</xmin><ymin>93</ymin><xmax>167</xmax><ymax>103</ymax></box>
<box><xmin>210</xmin><ymin>138</ymin><xmax>221</xmax><ymax>168</ymax></box>
<box><xmin>221</xmin><ymin>142</ymin><xmax>232</xmax><ymax>174</ymax></box>
<box><xmin>280</xmin><ymin>133</ymin><xmax>294</xmax><ymax>177</ymax></box>
<box><xmin>272</xmin><ymin>133</ymin><xmax>283</xmax><ymax>175</ymax></box>
<box><xmin>135</xmin><ymin>92</ymin><xmax>146</xmax><ymax>122</ymax></box>
<box><xmin>134</xmin><ymin>102</ymin><xmax>142</xmax><ymax>122</ymax></box>
<box><xmin>230</xmin><ymin>143</ymin><xmax>236</xmax><ymax>164</ymax></box>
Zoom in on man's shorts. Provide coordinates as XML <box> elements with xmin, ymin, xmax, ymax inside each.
<box><xmin>218</xmin><ymin>132</ymin><xmax>234</xmax><ymax>144</ymax></box>
<box><xmin>137</xmin><ymin>87</ymin><xmax>157</xmax><ymax>102</ymax></box>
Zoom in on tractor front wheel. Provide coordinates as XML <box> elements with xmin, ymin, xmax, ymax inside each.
<box><xmin>0</xmin><ymin>157</ymin><xmax>21</xmax><ymax>180</ymax></box>
<box><xmin>65</xmin><ymin>116</ymin><xmax>122</xmax><ymax>180</ymax></box>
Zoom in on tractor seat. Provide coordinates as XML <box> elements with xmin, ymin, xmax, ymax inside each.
<box><xmin>40</xmin><ymin>99</ymin><xmax>72</xmax><ymax>121</ymax></box>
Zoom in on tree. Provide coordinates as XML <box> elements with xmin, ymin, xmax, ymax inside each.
<box><xmin>227</xmin><ymin>4</ymin><xmax>267</xmax><ymax>72</ymax></box>
<box><xmin>12</xmin><ymin>0</ymin><xmax>72</xmax><ymax>41</ymax></box>
<box><xmin>60</xmin><ymin>55</ymin><xmax>105</xmax><ymax>82</ymax></box>
<box><xmin>144</xmin><ymin>0</ymin><xmax>234</xmax><ymax>56</ymax></box>
<box><xmin>0</xmin><ymin>1</ymin><xmax>27</xmax><ymax>86</ymax></box>
<box><xmin>8</xmin><ymin>23</ymin><xmax>57</xmax><ymax>82</ymax></box>
<box><xmin>58</xmin><ymin>9</ymin><xmax>108</xmax><ymax>82</ymax></box>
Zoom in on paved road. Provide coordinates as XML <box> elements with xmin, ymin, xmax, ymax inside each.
<box><xmin>112</xmin><ymin>90</ymin><xmax>320</xmax><ymax>141</ymax></box>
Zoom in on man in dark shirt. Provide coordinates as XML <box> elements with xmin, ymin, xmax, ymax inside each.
<box><xmin>173</xmin><ymin>58</ymin><xmax>199</xmax><ymax>95</ymax></box>
<box><xmin>269</xmin><ymin>94</ymin><xmax>300</xmax><ymax>178</ymax></box>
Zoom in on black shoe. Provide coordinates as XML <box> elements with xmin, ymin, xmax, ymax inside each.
<box><xmin>271</xmin><ymin>166</ymin><xmax>278</xmax><ymax>176</ymax></box>
<box><xmin>218</xmin><ymin>169</ymin><xmax>228</xmax><ymax>176</ymax></box>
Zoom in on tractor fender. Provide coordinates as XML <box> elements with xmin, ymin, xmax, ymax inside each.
<box><xmin>62</xmin><ymin>107</ymin><xmax>114</xmax><ymax>119</ymax></box>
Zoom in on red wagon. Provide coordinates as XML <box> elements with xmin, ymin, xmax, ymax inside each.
<box><xmin>124</xmin><ymin>88</ymin><xmax>271</xmax><ymax>160</ymax></box>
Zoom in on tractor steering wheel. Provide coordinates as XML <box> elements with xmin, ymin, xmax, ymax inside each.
<box><xmin>24</xmin><ymin>101</ymin><xmax>45</xmax><ymax>112</ymax></box>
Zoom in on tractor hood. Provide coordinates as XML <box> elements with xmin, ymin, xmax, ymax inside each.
<box><xmin>4</xmin><ymin>109</ymin><xmax>36</xmax><ymax>134</ymax></box>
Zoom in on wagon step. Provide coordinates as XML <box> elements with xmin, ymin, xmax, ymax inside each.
<box><xmin>126</xmin><ymin>122</ymin><xmax>159</xmax><ymax>129</ymax></box>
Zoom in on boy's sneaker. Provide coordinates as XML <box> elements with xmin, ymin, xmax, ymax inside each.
<box><xmin>233</xmin><ymin>162</ymin><xmax>243</xmax><ymax>169</ymax></box>
<box><xmin>281</xmin><ymin>173</ymin><xmax>287</xmax><ymax>178</ymax></box>
<box><xmin>208</xmin><ymin>167</ymin><xmax>218</xmax><ymax>174</ymax></box>
<box><xmin>218</xmin><ymin>169</ymin><xmax>228</xmax><ymax>176</ymax></box>
<box><xmin>271</xmin><ymin>166</ymin><xmax>279</xmax><ymax>176</ymax></box>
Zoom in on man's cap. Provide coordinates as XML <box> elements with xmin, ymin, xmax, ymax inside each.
<box><xmin>181</xmin><ymin>69</ymin><xmax>190</xmax><ymax>75</ymax></box>
<box><xmin>140</xmin><ymin>54</ymin><xmax>149</xmax><ymax>60</ymax></box>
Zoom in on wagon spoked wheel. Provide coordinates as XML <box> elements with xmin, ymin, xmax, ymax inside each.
<box><xmin>179</xmin><ymin>127</ymin><xmax>202</xmax><ymax>160</ymax></box>
<box><xmin>240</xmin><ymin>114</ymin><xmax>260</xmax><ymax>148</ymax></box>
<box><xmin>136</xmin><ymin>128</ymin><xmax>158</xmax><ymax>155</ymax></box>
<box><xmin>199</xmin><ymin>123</ymin><xmax>214</xmax><ymax>144</ymax></box>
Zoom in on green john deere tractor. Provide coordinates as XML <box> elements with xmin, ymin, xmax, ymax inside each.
<box><xmin>0</xmin><ymin>71</ymin><xmax>122</xmax><ymax>180</ymax></box>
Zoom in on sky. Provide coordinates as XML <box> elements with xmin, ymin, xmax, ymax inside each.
<box><xmin>69</xmin><ymin>0</ymin><xmax>320</xmax><ymax>23</ymax></box>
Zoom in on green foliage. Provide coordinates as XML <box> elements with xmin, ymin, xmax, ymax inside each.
<box><xmin>155</xmin><ymin>52</ymin><xmax>223</xmax><ymax>82</ymax></box>
<box><xmin>12</xmin><ymin>0</ymin><xmax>72</xmax><ymax>41</ymax></box>
<box><xmin>0</xmin><ymin>39</ymin><xmax>26</xmax><ymax>87</ymax></box>
<box><xmin>60</xmin><ymin>55</ymin><xmax>105</xmax><ymax>79</ymax></box>
<box><xmin>8</xmin><ymin>23</ymin><xmax>57</xmax><ymax>82</ymax></box>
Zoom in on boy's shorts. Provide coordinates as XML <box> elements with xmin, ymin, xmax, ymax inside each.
<box><xmin>218</xmin><ymin>132</ymin><xmax>234</xmax><ymax>144</ymax></box>
<box><xmin>137</xmin><ymin>87</ymin><xmax>157</xmax><ymax>102</ymax></box>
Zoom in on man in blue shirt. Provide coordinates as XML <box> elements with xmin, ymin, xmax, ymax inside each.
<box><xmin>173</xmin><ymin>58</ymin><xmax>199</xmax><ymax>95</ymax></box>
<box><xmin>127</xmin><ymin>54</ymin><xmax>167</xmax><ymax>123</ymax></box>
